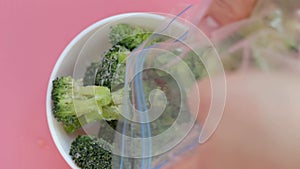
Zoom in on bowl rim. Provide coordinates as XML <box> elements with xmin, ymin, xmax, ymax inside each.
<box><xmin>46</xmin><ymin>12</ymin><xmax>165</xmax><ymax>168</ymax></box>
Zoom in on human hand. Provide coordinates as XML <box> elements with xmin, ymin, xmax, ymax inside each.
<box><xmin>198</xmin><ymin>0</ymin><xmax>257</xmax><ymax>34</ymax></box>
<box><xmin>165</xmin><ymin>71</ymin><xmax>300</xmax><ymax>169</ymax></box>
<box><xmin>203</xmin><ymin>0</ymin><xmax>257</xmax><ymax>26</ymax></box>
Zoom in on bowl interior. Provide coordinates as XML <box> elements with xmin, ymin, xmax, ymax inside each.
<box><xmin>46</xmin><ymin>13</ymin><xmax>169</xmax><ymax>168</ymax></box>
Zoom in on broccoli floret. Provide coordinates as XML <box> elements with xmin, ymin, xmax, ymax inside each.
<box><xmin>182</xmin><ymin>50</ymin><xmax>207</xmax><ymax>80</ymax></box>
<box><xmin>51</xmin><ymin>76</ymin><xmax>120</xmax><ymax>133</ymax></box>
<box><xmin>84</xmin><ymin>24</ymin><xmax>165</xmax><ymax>89</ymax></box>
<box><xmin>69</xmin><ymin>135</ymin><xmax>112</xmax><ymax>169</ymax></box>
<box><xmin>83</xmin><ymin>45</ymin><xmax>128</xmax><ymax>88</ymax></box>
<box><xmin>94</xmin><ymin>45</ymin><xmax>129</xmax><ymax>89</ymax></box>
<box><xmin>109</xmin><ymin>23</ymin><xmax>153</xmax><ymax>50</ymax></box>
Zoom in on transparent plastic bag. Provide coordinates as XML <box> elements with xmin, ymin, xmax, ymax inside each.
<box><xmin>145</xmin><ymin>1</ymin><xmax>300</xmax><ymax>168</ymax></box>
<box><xmin>73</xmin><ymin>2</ymin><xmax>227</xmax><ymax>169</ymax></box>
<box><xmin>211</xmin><ymin>0</ymin><xmax>300</xmax><ymax>72</ymax></box>
<box><xmin>110</xmin><ymin>3</ymin><xmax>226</xmax><ymax>169</ymax></box>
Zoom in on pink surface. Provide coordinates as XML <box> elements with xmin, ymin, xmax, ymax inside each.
<box><xmin>0</xmin><ymin>0</ymin><xmax>201</xmax><ymax>168</ymax></box>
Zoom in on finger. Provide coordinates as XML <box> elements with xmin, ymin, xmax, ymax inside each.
<box><xmin>206</xmin><ymin>0</ymin><xmax>257</xmax><ymax>26</ymax></box>
<box><xmin>198</xmin><ymin>0</ymin><xmax>257</xmax><ymax>35</ymax></box>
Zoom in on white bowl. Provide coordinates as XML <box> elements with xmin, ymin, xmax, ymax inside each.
<box><xmin>46</xmin><ymin>13</ymin><xmax>169</xmax><ymax>168</ymax></box>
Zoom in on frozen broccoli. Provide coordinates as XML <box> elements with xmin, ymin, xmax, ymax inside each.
<box><xmin>109</xmin><ymin>23</ymin><xmax>153</xmax><ymax>50</ymax></box>
<box><xmin>94</xmin><ymin>45</ymin><xmax>129</xmax><ymax>89</ymax></box>
<box><xmin>84</xmin><ymin>24</ymin><xmax>165</xmax><ymax>89</ymax></box>
<box><xmin>83</xmin><ymin>45</ymin><xmax>129</xmax><ymax>88</ymax></box>
<box><xmin>51</xmin><ymin>76</ymin><xmax>121</xmax><ymax>133</ymax></box>
<box><xmin>69</xmin><ymin>135</ymin><xmax>112</xmax><ymax>169</ymax></box>
<box><xmin>182</xmin><ymin>50</ymin><xmax>207</xmax><ymax>80</ymax></box>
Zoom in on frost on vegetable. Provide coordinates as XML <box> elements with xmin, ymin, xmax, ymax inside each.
<box><xmin>51</xmin><ymin>76</ymin><xmax>120</xmax><ymax>133</ymax></box>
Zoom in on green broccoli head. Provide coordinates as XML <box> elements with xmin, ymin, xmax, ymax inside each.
<box><xmin>52</xmin><ymin>77</ymin><xmax>82</xmax><ymax>133</ymax></box>
<box><xmin>70</xmin><ymin>135</ymin><xmax>112</xmax><ymax>169</ymax></box>
<box><xmin>51</xmin><ymin>76</ymin><xmax>73</xmax><ymax>103</ymax></box>
<box><xmin>84</xmin><ymin>24</ymin><xmax>165</xmax><ymax>89</ymax></box>
<box><xmin>109</xmin><ymin>23</ymin><xmax>153</xmax><ymax>50</ymax></box>
<box><xmin>94</xmin><ymin>45</ymin><xmax>129</xmax><ymax>89</ymax></box>
<box><xmin>51</xmin><ymin>76</ymin><xmax>121</xmax><ymax>133</ymax></box>
<box><xmin>83</xmin><ymin>45</ymin><xmax>130</xmax><ymax>89</ymax></box>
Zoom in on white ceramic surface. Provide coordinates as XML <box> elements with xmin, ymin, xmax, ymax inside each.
<box><xmin>46</xmin><ymin>13</ymin><xmax>168</xmax><ymax>168</ymax></box>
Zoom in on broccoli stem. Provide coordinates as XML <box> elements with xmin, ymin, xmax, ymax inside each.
<box><xmin>72</xmin><ymin>98</ymin><xmax>101</xmax><ymax>117</ymax></box>
<box><xmin>52</xmin><ymin>77</ymin><xmax>122</xmax><ymax>133</ymax></box>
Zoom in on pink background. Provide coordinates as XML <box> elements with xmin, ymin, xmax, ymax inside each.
<box><xmin>0</xmin><ymin>0</ymin><xmax>202</xmax><ymax>168</ymax></box>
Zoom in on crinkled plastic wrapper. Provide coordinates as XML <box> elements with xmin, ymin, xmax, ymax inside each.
<box><xmin>211</xmin><ymin>0</ymin><xmax>300</xmax><ymax>73</ymax></box>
